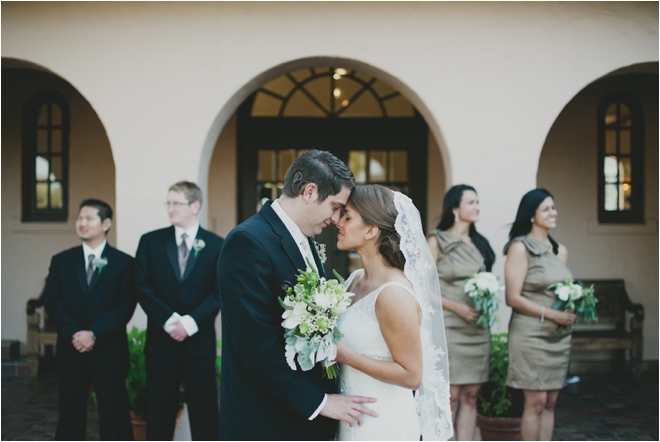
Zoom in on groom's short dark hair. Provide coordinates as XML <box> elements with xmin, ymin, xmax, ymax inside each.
<box><xmin>282</xmin><ymin>150</ymin><xmax>355</xmax><ymax>202</ymax></box>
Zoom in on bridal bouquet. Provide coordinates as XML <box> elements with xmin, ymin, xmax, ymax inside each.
<box><xmin>464</xmin><ymin>272</ymin><xmax>502</xmax><ymax>329</ymax></box>
<box><xmin>278</xmin><ymin>267</ymin><xmax>353</xmax><ymax>379</ymax></box>
<box><xmin>548</xmin><ymin>278</ymin><xmax>598</xmax><ymax>333</ymax></box>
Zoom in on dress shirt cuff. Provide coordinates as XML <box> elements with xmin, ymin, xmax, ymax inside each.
<box><xmin>309</xmin><ymin>394</ymin><xmax>327</xmax><ymax>420</ymax></box>
<box><xmin>164</xmin><ymin>312</ymin><xmax>182</xmax><ymax>332</ymax></box>
<box><xmin>179</xmin><ymin>315</ymin><xmax>199</xmax><ymax>337</ymax></box>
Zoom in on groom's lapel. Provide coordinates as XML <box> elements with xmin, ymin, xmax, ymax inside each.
<box><xmin>261</xmin><ymin>201</ymin><xmax>307</xmax><ymax>271</ymax></box>
<box><xmin>165</xmin><ymin>227</ymin><xmax>182</xmax><ymax>282</ymax></box>
<box><xmin>309</xmin><ymin>237</ymin><xmax>325</xmax><ymax>278</ymax></box>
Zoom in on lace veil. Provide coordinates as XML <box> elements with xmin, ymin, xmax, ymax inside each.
<box><xmin>393</xmin><ymin>191</ymin><xmax>453</xmax><ymax>441</ymax></box>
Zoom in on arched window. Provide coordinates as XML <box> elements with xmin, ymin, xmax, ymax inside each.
<box><xmin>22</xmin><ymin>91</ymin><xmax>69</xmax><ymax>222</ymax></box>
<box><xmin>597</xmin><ymin>93</ymin><xmax>644</xmax><ymax>224</ymax></box>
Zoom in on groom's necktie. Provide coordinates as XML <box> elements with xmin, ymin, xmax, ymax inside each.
<box><xmin>300</xmin><ymin>239</ymin><xmax>317</xmax><ymax>272</ymax></box>
<box><xmin>178</xmin><ymin>233</ymin><xmax>189</xmax><ymax>278</ymax></box>
<box><xmin>87</xmin><ymin>254</ymin><xmax>95</xmax><ymax>286</ymax></box>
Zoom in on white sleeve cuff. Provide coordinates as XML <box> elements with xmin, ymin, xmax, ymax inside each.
<box><xmin>164</xmin><ymin>312</ymin><xmax>182</xmax><ymax>332</ymax></box>
<box><xmin>308</xmin><ymin>394</ymin><xmax>327</xmax><ymax>420</ymax></box>
<box><xmin>179</xmin><ymin>315</ymin><xmax>199</xmax><ymax>337</ymax></box>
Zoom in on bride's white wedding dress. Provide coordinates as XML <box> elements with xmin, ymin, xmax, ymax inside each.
<box><xmin>337</xmin><ymin>269</ymin><xmax>420</xmax><ymax>441</ymax></box>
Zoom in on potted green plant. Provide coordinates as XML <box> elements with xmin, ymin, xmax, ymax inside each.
<box><xmin>125</xmin><ymin>327</ymin><xmax>149</xmax><ymax>439</ymax></box>
<box><xmin>476</xmin><ymin>333</ymin><xmax>524</xmax><ymax>441</ymax></box>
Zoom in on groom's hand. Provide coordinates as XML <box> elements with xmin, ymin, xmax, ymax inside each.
<box><xmin>167</xmin><ymin>320</ymin><xmax>189</xmax><ymax>342</ymax></box>
<box><xmin>320</xmin><ymin>394</ymin><xmax>378</xmax><ymax>426</ymax></box>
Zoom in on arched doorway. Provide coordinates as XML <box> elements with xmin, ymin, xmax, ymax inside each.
<box><xmin>236</xmin><ymin>66</ymin><xmax>428</xmax><ymax>275</ymax></box>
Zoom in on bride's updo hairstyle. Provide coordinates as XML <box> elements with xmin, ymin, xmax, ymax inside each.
<box><xmin>348</xmin><ymin>184</ymin><xmax>405</xmax><ymax>270</ymax></box>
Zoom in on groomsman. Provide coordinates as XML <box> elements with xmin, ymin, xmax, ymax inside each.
<box><xmin>43</xmin><ymin>198</ymin><xmax>136</xmax><ymax>441</ymax></box>
<box><xmin>135</xmin><ymin>181</ymin><xmax>222</xmax><ymax>441</ymax></box>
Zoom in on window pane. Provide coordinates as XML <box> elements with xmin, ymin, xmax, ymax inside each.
<box><xmin>278</xmin><ymin>150</ymin><xmax>296</xmax><ymax>181</ymax></box>
<box><xmin>304</xmin><ymin>77</ymin><xmax>331</xmax><ymax>113</ymax></box>
<box><xmin>262</xmin><ymin>76</ymin><xmax>295</xmax><ymax>97</ymax></box>
<box><xmin>383</xmin><ymin>95</ymin><xmax>415</xmax><ymax>117</ymax></box>
<box><xmin>620</xmin><ymin>183</ymin><xmax>632</xmax><ymax>210</ymax></box>
<box><xmin>35</xmin><ymin>156</ymin><xmax>49</xmax><ymax>181</ymax></box>
<box><xmin>37</xmin><ymin>129</ymin><xmax>48</xmax><ymax>153</ymax></box>
<box><xmin>257</xmin><ymin>150</ymin><xmax>276</xmax><ymax>182</ymax></box>
<box><xmin>605</xmin><ymin>104</ymin><xmax>617</xmax><ymax>127</ymax></box>
<box><xmin>252</xmin><ymin>92</ymin><xmax>283</xmax><ymax>116</ymax></box>
<box><xmin>389</xmin><ymin>151</ymin><xmax>408</xmax><ymax>181</ymax></box>
<box><xmin>50</xmin><ymin>156</ymin><xmax>62</xmax><ymax>181</ymax></box>
<box><xmin>283</xmin><ymin>90</ymin><xmax>325</xmax><ymax>117</ymax></box>
<box><xmin>603</xmin><ymin>156</ymin><xmax>618</xmax><ymax>183</ymax></box>
<box><xmin>51</xmin><ymin>129</ymin><xmax>62</xmax><ymax>153</ymax></box>
<box><xmin>333</xmin><ymin>77</ymin><xmax>363</xmax><ymax>113</ymax></box>
<box><xmin>620</xmin><ymin>157</ymin><xmax>632</xmax><ymax>182</ymax></box>
<box><xmin>51</xmin><ymin>103</ymin><xmax>62</xmax><ymax>125</ymax></box>
<box><xmin>50</xmin><ymin>182</ymin><xmax>63</xmax><ymax>209</ymax></box>
<box><xmin>349</xmin><ymin>151</ymin><xmax>367</xmax><ymax>183</ymax></box>
<box><xmin>340</xmin><ymin>91</ymin><xmax>381</xmax><ymax>118</ymax></box>
<box><xmin>37</xmin><ymin>104</ymin><xmax>48</xmax><ymax>125</ymax></box>
<box><xmin>619</xmin><ymin>104</ymin><xmax>631</xmax><ymax>127</ymax></box>
<box><xmin>619</xmin><ymin>129</ymin><xmax>631</xmax><ymax>154</ymax></box>
<box><xmin>372</xmin><ymin>80</ymin><xmax>396</xmax><ymax>98</ymax></box>
<box><xmin>36</xmin><ymin>183</ymin><xmax>49</xmax><ymax>209</ymax></box>
<box><xmin>604</xmin><ymin>184</ymin><xmax>618</xmax><ymax>211</ymax></box>
<box><xmin>605</xmin><ymin>130</ymin><xmax>616</xmax><ymax>154</ymax></box>
<box><xmin>369</xmin><ymin>151</ymin><xmax>387</xmax><ymax>183</ymax></box>
<box><xmin>290</xmin><ymin>69</ymin><xmax>311</xmax><ymax>82</ymax></box>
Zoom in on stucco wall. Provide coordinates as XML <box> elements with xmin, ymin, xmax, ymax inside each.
<box><xmin>538</xmin><ymin>73</ymin><xmax>659</xmax><ymax>358</ymax></box>
<box><xmin>1</xmin><ymin>2</ymin><xmax>658</xmax><ymax>358</ymax></box>
<box><xmin>1</xmin><ymin>69</ymin><xmax>116</xmax><ymax>349</ymax></box>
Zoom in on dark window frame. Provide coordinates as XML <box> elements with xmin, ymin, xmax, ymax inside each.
<box><xmin>597</xmin><ymin>92</ymin><xmax>644</xmax><ymax>224</ymax></box>
<box><xmin>22</xmin><ymin>91</ymin><xmax>70</xmax><ymax>222</ymax></box>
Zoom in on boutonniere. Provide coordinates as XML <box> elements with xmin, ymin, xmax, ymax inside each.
<box><xmin>315</xmin><ymin>242</ymin><xmax>327</xmax><ymax>264</ymax></box>
<box><xmin>193</xmin><ymin>239</ymin><xmax>206</xmax><ymax>258</ymax></box>
<box><xmin>94</xmin><ymin>256</ymin><xmax>108</xmax><ymax>275</ymax></box>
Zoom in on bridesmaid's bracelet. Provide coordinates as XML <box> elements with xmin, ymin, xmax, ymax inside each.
<box><xmin>540</xmin><ymin>306</ymin><xmax>546</xmax><ymax>323</ymax></box>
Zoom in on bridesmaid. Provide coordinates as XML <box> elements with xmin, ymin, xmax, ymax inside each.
<box><xmin>503</xmin><ymin>188</ymin><xmax>576</xmax><ymax>441</ymax></box>
<box><xmin>427</xmin><ymin>184</ymin><xmax>495</xmax><ymax>441</ymax></box>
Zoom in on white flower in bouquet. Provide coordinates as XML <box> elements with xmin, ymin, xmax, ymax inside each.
<box><xmin>279</xmin><ymin>267</ymin><xmax>353</xmax><ymax>379</ymax></box>
<box><xmin>556</xmin><ymin>285</ymin><xmax>571</xmax><ymax>302</ymax></box>
<box><xmin>463</xmin><ymin>272</ymin><xmax>502</xmax><ymax>329</ymax></box>
<box><xmin>548</xmin><ymin>278</ymin><xmax>599</xmax><ymax>333</ymax></box>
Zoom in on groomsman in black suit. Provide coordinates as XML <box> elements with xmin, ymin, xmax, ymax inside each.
<box><xmin>218</xmin><ymin>150</ymin><xmax>377</xmax><ymax>441</ymax></box>
<box><xmin>135</xmin><ymin>181</ymin><xmax>222</xmax><ymax>441</ymax></box>
<box><xmin>43</xmin><ymin>198</ymin><xmax>136</xmax><ymax>441</ymax></box>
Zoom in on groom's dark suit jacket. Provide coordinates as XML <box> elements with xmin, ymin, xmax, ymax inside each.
<box><xmin>43</xmin><ymin>244</ymin><xmax>136</xmax><ymax>370</ymax></box>
<box><xmin>218</xmin><ymin>200</ymin><xmax>334</xmax><ymax>441</ymax></box>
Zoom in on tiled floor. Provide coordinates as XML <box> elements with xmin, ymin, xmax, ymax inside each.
<box><xmin>2</xmin><ymin>366</ymin><xmax>658</xmax><ymax>440</ymax></box>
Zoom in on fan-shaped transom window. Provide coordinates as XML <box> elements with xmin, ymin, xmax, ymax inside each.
<box><xmin>251</xmin><ymin>67</ymin><xmax>415</xmax><ymax>118</ymax></box>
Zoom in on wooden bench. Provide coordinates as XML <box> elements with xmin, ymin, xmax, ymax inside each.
<box><xmin>26</xmin><ymin>291</ymin><xmax>57</xmax><ymax>378</ymax></box>
<box><xmin>570</xmin><ymin>279</ymin><xmax>644</xmax><ymax>375</ymax></box>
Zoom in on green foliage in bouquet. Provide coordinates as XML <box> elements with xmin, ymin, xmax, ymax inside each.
<box><xmin>477</xmin><ymin>333</ymin><xmax>523</xmax><ymax>418</ymax></box>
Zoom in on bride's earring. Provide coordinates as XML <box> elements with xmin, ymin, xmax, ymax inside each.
<box><xmin>454</xmin><ymin>212</ymin><xmax>459</xmax><ymax>222</ymax></box>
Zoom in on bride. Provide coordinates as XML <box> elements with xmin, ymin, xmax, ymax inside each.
<box><xmin>334</xmin><ymin>184</ymin><xmax>453</xmax><ymax>441</ymax></box>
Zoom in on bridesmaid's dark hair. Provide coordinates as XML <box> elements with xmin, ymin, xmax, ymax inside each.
<box><xmin>506</xmin><ymin>188</ymin><xmax>559</xmax><ymax>255</ymax></box>
<box><xmin>348</xmin><ymin>185</ymin><xmax>405</xmax><ymax>270</ymax></box>
<box><xmin>436</xmin><ymin>184</ymin><xmax>495</xmax><ymax>271</ymax></box>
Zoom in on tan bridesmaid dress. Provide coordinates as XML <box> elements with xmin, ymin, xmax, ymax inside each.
<box><xmin>430</xmin><ymin>230</ymin><xmax>490</xmax><ymax>385</ymax></box>
<box><xmin>504</xmin><ymin>236</ymin><xmax>573</xmax><ymax>391</ymax></box>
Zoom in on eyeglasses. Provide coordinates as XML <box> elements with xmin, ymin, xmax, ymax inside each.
<box><xmin>164</xmin><ymin>201</ymin><xmax>192</xmax><ymax>208</ymax></box>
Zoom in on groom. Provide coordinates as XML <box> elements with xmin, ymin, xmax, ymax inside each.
<box><xmin>218</xmin><ymin>150</ymin><xmax>377</xmax><ymax>440</ymax></box>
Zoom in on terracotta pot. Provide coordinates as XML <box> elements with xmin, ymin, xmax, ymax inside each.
<box><xmin>477</xmin><ymin>414</ymin><xmax>522</xmax><ymax>441</ymax></box>
<box><xmin>130</xmin><ymin>409</ymin><xmax>183</xmax><ymax>441</ymax></box>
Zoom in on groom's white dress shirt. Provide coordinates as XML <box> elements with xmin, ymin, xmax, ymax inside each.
<box><xmin>271</xmin><ymin>200</ymin><xmax>326</xmax><ymax>420</ymax></box>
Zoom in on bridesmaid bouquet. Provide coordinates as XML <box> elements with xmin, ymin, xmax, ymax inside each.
<box><xmin>278</xmin><ymin>267</ymin><xmax>354</xmax><ymax>379</ymax></box>
<box><xmin>464</xmin><ymin>272</ymin><xmax>503</xmax><ymax>329</ymax></box>
<box><xmin>547</xmin><ymin>278</ymin><xmax>598</xmax><ymax>333</ymax></box>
